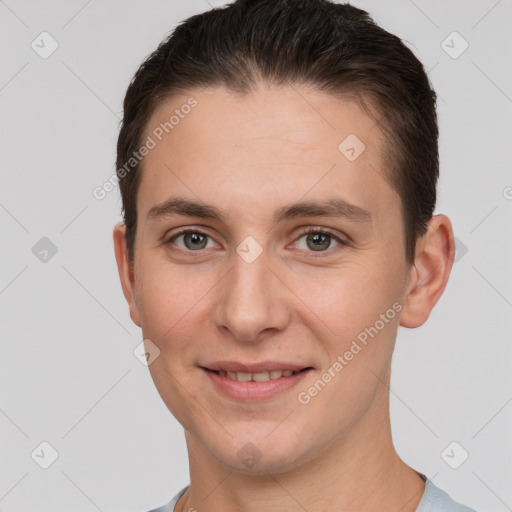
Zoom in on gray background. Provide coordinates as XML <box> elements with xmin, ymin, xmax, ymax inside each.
<box><xmin>0</xmin><ymin>0</ymin><xmax>511</xmax><ymax>510</ymax></box>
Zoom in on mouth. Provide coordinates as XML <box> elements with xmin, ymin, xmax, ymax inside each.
<box><xmin>200</xmin><ymin>362</ymin><xmax>313</xmax><ymax>401</ymax></box>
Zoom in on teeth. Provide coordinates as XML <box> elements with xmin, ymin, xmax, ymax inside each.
<box><xmin>216</xmin><ymin>369</ymin><xmax>300</xmax><ymax>381</ymax></box>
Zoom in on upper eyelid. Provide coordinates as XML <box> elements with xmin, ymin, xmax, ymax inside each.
<box><xmin>166</xmin><ymin>227</ymin><xmax>219</xmax><ymax>244</ymax></box>
<box><xmin>296</xmin><ymin>227</ymin><xmax>346</xmax><ymax>243</ymax></box>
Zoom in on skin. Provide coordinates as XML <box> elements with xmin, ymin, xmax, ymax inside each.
<box><xmin>113</xmin><ymin>83</ymin><xmax>455</xmax><ymax>512</ymax></box>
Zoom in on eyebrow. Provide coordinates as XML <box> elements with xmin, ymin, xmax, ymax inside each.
<box><xmin>147</xmin><ymin>196</ymin><xmax>372</xmax><ymax>225</ymax></box>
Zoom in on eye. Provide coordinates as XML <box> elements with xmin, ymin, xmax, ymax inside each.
<box><xmin>294</xmin><ymin>228</ymin><xmax>346</xmax><ymax>254</ymax></box>
<box><xmin>163</xmin><ymin>227</ymin><xmax>347</xmax><ymax>256</ymax></box>
<box><xmin>165</xmin><ymin>229</ymin><xmax>217</xmax><ymax>252</ymax></box>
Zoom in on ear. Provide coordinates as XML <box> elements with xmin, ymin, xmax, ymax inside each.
<box><xmin>113</xmin><ymin>222</ymin><xmax>141</xmax><ymax>327</ymax></box>
<box><xmin>399</xmin><ymin>214</ymin><xmax>455</xmax><ymax>328</ymax></box>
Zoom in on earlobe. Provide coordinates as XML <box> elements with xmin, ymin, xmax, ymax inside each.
<box><xmin>113</xmin><ymin>222</ymin><xmax>141</xmax><ymax>327</ymax></box>
<box><xmin>399</xmin><ymin>214</ymin><xmax>455</xmax><ymax>328</ymax></box>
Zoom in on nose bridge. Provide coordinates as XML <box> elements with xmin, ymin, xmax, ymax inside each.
<box><xmin>213</xmin><ymin>245</ymin><xmax>289</xmax><ymax>342</ymax></box>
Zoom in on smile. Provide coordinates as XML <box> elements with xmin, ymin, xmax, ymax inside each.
<box><xmin>201</xmin><ymin>366</ymin><xmax>312</xmax><ymax>401</ymax></box>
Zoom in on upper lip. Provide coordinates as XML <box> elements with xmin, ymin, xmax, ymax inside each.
<box><xmin>202</xmin><ymin>361</ymin><xmax>312</xmax><ymax>373</ymax></box>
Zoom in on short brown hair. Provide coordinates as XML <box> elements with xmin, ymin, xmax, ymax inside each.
<box><xmin>116</xmin><ymin>0</ymin><xmax>438</xmax><ymax>265</ymax></box>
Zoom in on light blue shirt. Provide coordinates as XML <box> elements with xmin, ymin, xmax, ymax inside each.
<box><xmin>147</xmin><ymin>475</ymin><xmax>478</xmax><ymax>511</ymax></box>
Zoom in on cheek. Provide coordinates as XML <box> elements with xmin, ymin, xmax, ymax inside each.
<box><xmin>135</xmin><ymin>263</ymin><xmax>216</xmax><ymax>426</ymax></box>
<box><xmin>290</xmin><ymin>260</ymin><xmax>401</xmax><ymax>341</ymax></box>
<box><xmin>134</xmin><ymin>260</ymin><xmax>212</xmax><ymax>347</ymax></box>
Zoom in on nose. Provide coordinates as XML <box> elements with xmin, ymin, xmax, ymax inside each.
<box><xmin>213</xmin><ymin>247</ymin><xmax>291</xmax><ymax>343</ymax></box>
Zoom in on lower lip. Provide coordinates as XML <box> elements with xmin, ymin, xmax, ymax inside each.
<box><xmin>202</xmin><ymin>368</ymin><xmax>312</xmax><ymax>402</ymax></box>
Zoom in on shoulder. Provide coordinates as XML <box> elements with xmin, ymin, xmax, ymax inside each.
<box><xmin>146</xmin><ymin>485</ymin><xmax>189</xmax><ymax>512</ymax></box>
<box><xmin>416</xmin><ymin>479</ymin><xmax>478</xmax><ymax>512</ymax></box>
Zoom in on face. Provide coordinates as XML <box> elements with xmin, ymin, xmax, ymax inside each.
<box><xmin>116</xmin><ymin>83</ymin><xmax>419</xmax><ymax>473</ymax></box>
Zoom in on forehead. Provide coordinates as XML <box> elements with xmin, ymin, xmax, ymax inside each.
<box><xmin>137</xmin><ymin>84</ymin><xmax>398</xmax><ymax>226</ymax></box>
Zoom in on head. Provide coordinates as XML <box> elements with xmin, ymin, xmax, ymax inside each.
<box><xmin>114</xmin><ymin>0</ymin><xmax>454</xmax><ymax>474</ymax></box>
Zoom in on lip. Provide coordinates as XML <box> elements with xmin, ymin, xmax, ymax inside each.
<box><xmin>202</xmin><ymin>360</ymin><xmax>311</xmax><ymax>373</ymax></box>
<box><xmin>201</xmin><ymin>366</ymin><xmax>313</xmax><ymax>402</ymax></box>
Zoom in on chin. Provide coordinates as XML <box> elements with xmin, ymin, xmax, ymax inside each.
<box><xmin>207</xmin><ymin>431</ymin><xmax>309</xmax><ymax>475</ymax></box>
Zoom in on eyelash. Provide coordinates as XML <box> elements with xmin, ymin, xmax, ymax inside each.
<box><xmin>163</xmin><ymin>227</ymin><xmax>347</xmax><ymax>258</ymax></box>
